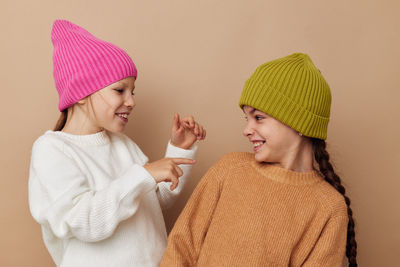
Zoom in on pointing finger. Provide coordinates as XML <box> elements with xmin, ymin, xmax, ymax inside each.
<box><xmin>171</xmin><ymin>158</ymin><xmax>196</xmax><ymax>165</ymax></box>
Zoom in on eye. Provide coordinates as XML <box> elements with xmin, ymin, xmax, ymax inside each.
<box><xmin>115</xmin><ymin>89</ymin><xmax>123</xmax><ymax>94</ymax></box>
<box><xmin>255</xmin><ymin>115</ymin><xmax>264</xmax><ymax>121</ymax></box>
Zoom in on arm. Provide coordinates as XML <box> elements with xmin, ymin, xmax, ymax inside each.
<box><xmin>160</xmin><ymin>160</ymin><xmax>225</xmax><ymax>267</ymax></box>
<box><xmin>28</xmin><ymin>138</ymin><xmax>156</xmax><ymax>242</ymax></box>
<box><xmin>156</xmin><ymin>141</ymin><xmax>198</xmax><ymax>210</ymax></box>
<box><xmin>155</xmin><ymin>114</ymin><xmax>204</xmax><ymax>209</ymax></box>
<box><xmin>303</xmin><ymin>216</ymin><xmax>348</xmax><ymax>267</ymax></box>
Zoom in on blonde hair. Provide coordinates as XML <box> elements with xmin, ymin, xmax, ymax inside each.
<box><xmin>53</xmin><ymin>93</ymin><xmax>105</xmax><ymax>132</ymax></box>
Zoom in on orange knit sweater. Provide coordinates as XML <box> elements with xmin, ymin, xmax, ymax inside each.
<box><xmin>161</xmin><ymin>152</ymin><xmax>348</xmax><ymax>267</ymax></box>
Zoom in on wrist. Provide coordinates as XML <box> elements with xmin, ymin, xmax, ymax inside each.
<box><xmin>170</xmin><ymin>140</ymin><xmax>192</xmax><ymax>150</ymax></box>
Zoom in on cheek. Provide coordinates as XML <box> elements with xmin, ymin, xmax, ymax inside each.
<box><xmin>273</xmin><ymin>128</ymin><xmax>299</xmax><ymax>148</ymax></box>
<box><xmin>263</xmin><ymin>127</ymin><xmax>290</xmax><ymax>148</ymax></box>
<box><xmin>254</xmin><ymin>123</ymin><xmax>270</xmax><ymax>138</ymax></box>
<box><xmin>90</xmin><ymin>103</ymin><xmax>113</xmax><ymax>122</ymax></box>
<box><xmin>259</xmin><ymin>125</ymin><xmax>277</xmax><ymax>141</ymax></box>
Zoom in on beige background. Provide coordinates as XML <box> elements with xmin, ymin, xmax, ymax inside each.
<box><xmin>1</xmin><ymin>0</ymin><xmax>399</xmax><ymax>266</ymax></box>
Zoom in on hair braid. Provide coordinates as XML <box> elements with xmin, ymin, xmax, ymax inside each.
<box><xmin>311</xmin><ymin>138</ymin><xmax>357</xmax><ymax>267</ymax></box>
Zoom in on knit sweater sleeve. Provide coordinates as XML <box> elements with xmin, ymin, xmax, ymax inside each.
<box><xmin>160</xmin><ymin>155</ymin><xmax>228</xmax><ymax>266</ymax></box>
<box><xmin>155</xmin><ymin>141</ymin><xmax>197</xmax><ymax>210</ymax></box>
<box><xmin>28</xmin><ymin>137</ymin><xmax>157</xmax><ymax>243</ymax></box>
<box><xmin>303</xmin><ymin>215</ymin><xmax>348</xmax><ymax>267</ymax></box>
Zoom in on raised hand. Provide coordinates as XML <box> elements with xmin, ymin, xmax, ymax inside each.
<box><xmin>171</xmin><ymin>114</ymin><xmax>206</xmax><ymax>149</ymax></box>
<box><xmin>144</xmin><ymin>158</ymin><xmax>196</xmax><ymax>190</ymax></box>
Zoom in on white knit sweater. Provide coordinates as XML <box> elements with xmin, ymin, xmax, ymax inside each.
<box><xmin>28</xmin><ymin>130</ymin><xmax>197</xmax><ymax>267</ymax></box>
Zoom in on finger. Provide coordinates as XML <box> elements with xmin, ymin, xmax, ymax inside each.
<box><xmin>182</xmin><ymin>115</ymin><xmax>194</xmax><ymax>128</ymax></box>
<box><xmin>174</xmin><ymin>165</ymin><xmax>183</xmax><ymax>177</ymax></box>
<box><xmin>199</xmin><ymin>125</ymin><xmax>205</xmax><ymax>138</ymax></box>
<box><xmin>189</xmin><ymin>116</ymin><xmax>195</xmax><ymax>128</ymax></box>
<box><xmin>172</xmin><ymin>113</ymin><xmax>180</xmax><ymax>131</ymax></box>
<box><xmin>171</xmin><ymin>158</ymin><xmax>196</xmax><ymax>165</ymax></box>
<box><xmin>197</xmin><ymin>126</ymin><xmax>204</xmax><ymax>140</ymax></box>
<box><xmin>170</xmin><ymin>167</ymin><xmax>180</xmax><ymax>180</ymax></box>
<box><xmin>167</xmin><ymin>168</ymin><xmax>179</xmax><ymax>184</ymax></box>
<box><xmin>194</xmin><ymin>123</ymin><xmax>199</xmax><ymax>136</ymax></box>
<box><xmin>170</xmin><ymin>176</ymin><xmax>179</xmax><ymax>190</ymax></box>
<box><xmin>182</xmin><ymin>121</ymin><xmax>191</xmax><ymax>128</ymax></box>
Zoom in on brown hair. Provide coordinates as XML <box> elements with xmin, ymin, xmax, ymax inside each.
<box><xmin>54</xmin><ymin>110</ymin><xmax>68</xmax><ymax>131</ymax></box>
<box><xmin>53</xmin><ymin>96</ymin><xmax>99</xmax><ymax>132</ymax></box>
<box><xmin>311</xmin><ymin>138</ymin><xmax>357</xmax><ymax>267</ymax></box>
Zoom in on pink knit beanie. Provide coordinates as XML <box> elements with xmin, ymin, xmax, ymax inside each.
<box><xmin>51</xmin><ymin>20</ymin><xmax>137</xmax><ymax>111</ymax></box>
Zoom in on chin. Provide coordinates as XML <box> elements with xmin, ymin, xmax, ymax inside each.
<box><xmin>255</xmin><ymin>149</ymin><xmax>277</xmax><ymax>163</ymax></box>
<box><xmin>254</xmin><ymin>153</ymin><xmax>266</xmax><ymax>162</ymax></box>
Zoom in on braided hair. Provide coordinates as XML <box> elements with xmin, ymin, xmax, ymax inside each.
<box><xmin>311</xmin><ymin>138</ymin><xmax>357</xmax><ymax>267</ymax></box>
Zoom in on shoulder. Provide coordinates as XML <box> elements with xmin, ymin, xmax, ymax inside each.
<box><xmin>313</xmin><ymin>179</ymin><xmax>348</xmax><ymax>217</ymax></box>
<box><xmin>30</xmin><ymin>132</ymin><xmax>75</xmax><ymax>172</ymax></box>
<box><xmin>32</xmin><ymin>131</ymin><xmax>67</xmax><ymax>154</ymax></box>
<box><xmin>218</xmin><ymin>151</ymin><xmax>254</xmax><ymax>165</ymax></box>
<box><xmin>207</xmin><ymin>152</ymin><xmax>254</xmax><ymax>177</ymax></box>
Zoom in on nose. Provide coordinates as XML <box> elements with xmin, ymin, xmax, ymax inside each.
<box><xmin>125</xmin><ymin>94</ymin><xmax>136</xmax><ymax>109</ymax></box>
<box><xmin>243</xmin><ymin>121</ymin><xmax>254</xmax><ymax>137</ymax></box>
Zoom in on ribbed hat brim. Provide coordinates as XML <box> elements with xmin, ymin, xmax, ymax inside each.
<box><xmin>239</xmin><ymin>53</ymin><xmax>331</xmax><ymax>140</ymax></box>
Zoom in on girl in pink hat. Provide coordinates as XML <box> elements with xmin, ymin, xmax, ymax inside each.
<box><xmin>28</xmin><ymin>20</ymin><xmax>205</xmax><ymax>267</ymax></box>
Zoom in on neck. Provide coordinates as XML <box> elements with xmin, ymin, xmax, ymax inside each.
<box><xmin>275</xmin><ymin>138</ymin><xmax>314</xmax><ymax>172</ymax></box>
<box><xmin>62</xmin><ymin>106</ymin><xmax>102</xmax><ymax>135</ymax></box>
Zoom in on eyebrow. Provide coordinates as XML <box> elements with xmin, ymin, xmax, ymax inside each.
<box><xmin>115</xmin><ymin>82</ymin><xmax>135</xmax><ymax>90</ymax></box>
<box><xmin>249</xmin><ymin>108</ymin><xmax>257</xmax><ymax>114</ymax></box>
<box><xmin>243</xmin><ymin>107</ymin><xmax>257</xmax><ymax>115</ymax></box>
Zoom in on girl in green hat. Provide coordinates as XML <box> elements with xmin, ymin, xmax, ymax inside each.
<box><xmin>161</xmin><ymin>53</ymin><xmax>357</xmax><ymax>267</ymax></box>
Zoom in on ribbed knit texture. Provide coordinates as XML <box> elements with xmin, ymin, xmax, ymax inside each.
<box><xmin>28</xmin><ymin>130</ymin><xmax>197</xmax><ymax>267</ymax></box>
<box><xmin>52</xmin><ymin>20</ymin><xmax>137</xmax><ymax>111</ymax></box>
<box><xmin>239</xmin><ymin>53</ymin><xmax>331</xmax><ymax>140</ymax></box>
<box><xmin>161</xmin><ymin>152</ymin><xmax>348</xmax><ymax>266</ymax></box>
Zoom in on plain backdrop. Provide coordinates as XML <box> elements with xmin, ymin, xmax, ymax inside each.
<box><xmin>1</xmin><ymin>0</ymin><xmax>399</xmax><ymax>266</ymax></box>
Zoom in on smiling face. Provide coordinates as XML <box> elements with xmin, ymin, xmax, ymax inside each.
<box><xmin>86</xmin><ymin>76</ymin><xmax>136</xmax><ymax>133</ymax></box>
<box><xmin>242</xmin><ymin>105</ymin><xmax>304</xmax><ymax>164</ymax></box>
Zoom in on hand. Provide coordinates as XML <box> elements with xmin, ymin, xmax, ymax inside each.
<box><xmin>144</xmin><ymin>158</ymin><xmax>196</xmax><ymax>190</ymax></box>
<box><xmin>171</xmin><ymin>114</ymin><xmax>206</xmax><ymax>149</ymax></box>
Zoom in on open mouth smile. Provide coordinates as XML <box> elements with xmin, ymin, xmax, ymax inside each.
<box><xmin>252</xmin><ymin>140</ymin><xmax>265</xmax><ymax>152</ymax></box>
<box><xmin>116</xmin><ymin>112</ymin><xmax>129</xmax><ymax>123</ymax></box>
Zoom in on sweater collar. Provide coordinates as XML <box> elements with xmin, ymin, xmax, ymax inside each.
<box><xmin>250</xmin><ymin>160</ymin><xmax>322</xmax><ymax>185</ymax></box>
<box><xmin>46</xmin><ymin>130</ymin><xmax>110</xmax><ymax>146</ymax></box>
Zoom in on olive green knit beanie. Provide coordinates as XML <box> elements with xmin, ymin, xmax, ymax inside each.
<box><xmin>239</xmin><ymin>53</ymin><xmax>331</xmax><ymax>140</ymax></box>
